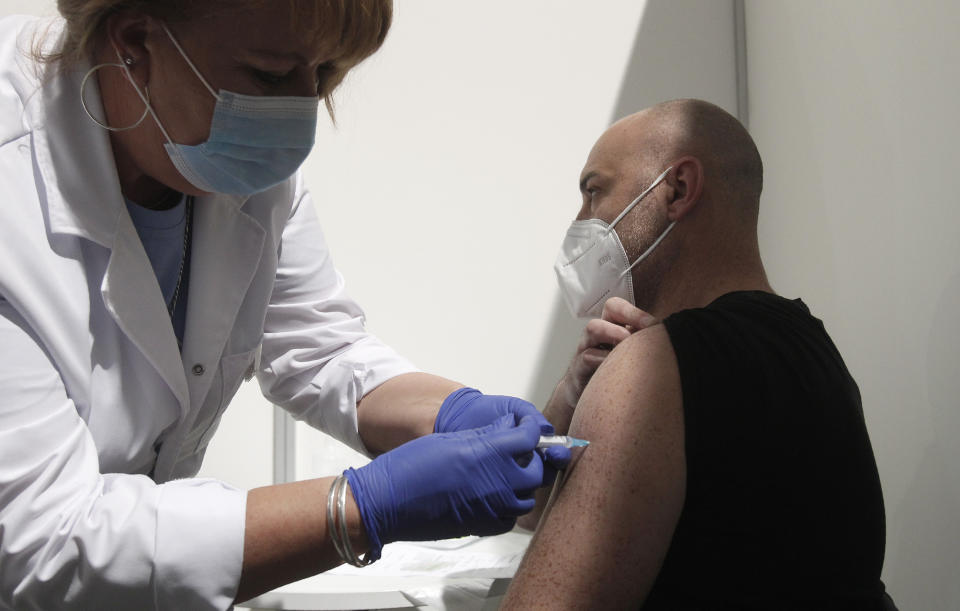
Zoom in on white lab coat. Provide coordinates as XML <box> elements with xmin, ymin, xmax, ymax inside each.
<box><xmin>0</xmin><ymin>16</ymin><xmax>416</xmax><ymax>611</ymax></box>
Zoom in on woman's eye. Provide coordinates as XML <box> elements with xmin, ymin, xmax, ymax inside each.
<box><xmin>314</xmin><ymin>62</ymin><xmax>336</xmax><ymax>93</ymax></box>
<box><xmin>252</xmin><ymin>69</ymin><xmax>286</xmax><ymax>85</ymax></box>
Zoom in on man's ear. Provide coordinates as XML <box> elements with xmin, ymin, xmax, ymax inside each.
<box><xmin>664</xmin><ymin>156</ymin><xmax>703</xmax><ymax>221</ymax></box>
<box><xmin>103</xmin><ymin>12</ymin><xmax>152</xmax><ymax>88</ymax></box>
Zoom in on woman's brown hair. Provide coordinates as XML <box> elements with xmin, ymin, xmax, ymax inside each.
<box><xmin>35</xmin><ymin>0</ymin><xmax>392</xmax><ymax>114</ymax></box>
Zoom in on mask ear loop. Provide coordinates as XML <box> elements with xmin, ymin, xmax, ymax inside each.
<box><xmin>606</xmin><ymin>166</ymin><xmax>674</xmax><ymax>233</ymax></box>
<box><xmin>160</xmin><ymin>22</ymin><xmax>220</xmax><ymax>100</ymax></box>
<box><xmin>607</xmin><ymin>166</ymin><xmax>677</xmax><ymax>279</ymax></box>
<box><xmin>619</xmin><ymin>220</ymin><xmax>677</xmax><ymax>278</ymax></box>
<box><xmin>565</xmin><ymin>166</ymin><xmax>675</xmax><ymax>270</ymax></box>
<box><xmin>80</xmin><ymin>62</ymin><xmax>150</xmax><ymax>131</ymax></box>
<box><xmin>107</xmin><ymin>46</ymin><xmax>183</xmax><ymax>149</ymax></box>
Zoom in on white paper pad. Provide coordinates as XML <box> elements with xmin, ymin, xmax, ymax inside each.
<box><xmin>237</xmin><ymin>530</ymin><xmax>532</xmax><ymax>611</ymax></box>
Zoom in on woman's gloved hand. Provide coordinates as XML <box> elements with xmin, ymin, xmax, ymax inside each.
<box><xmin>435</xmin><ymin>387</ymin><xmax>548</xmax><ymax>434</ymax></box>
<box><xmin>434</xmin><ymin>387</ymin><xmax>571</xmax><ymax>484</ymax></box>
<box><xmin>344</xmin><ymin>414</ymin><xmax>544</xmax><ymax>560</ymax></box>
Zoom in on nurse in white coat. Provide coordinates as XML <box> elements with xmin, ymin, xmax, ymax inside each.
<box><xmin>0</xmin><ymin>2</ymin><xmax>568</xmax><ymax>609</ymax></box>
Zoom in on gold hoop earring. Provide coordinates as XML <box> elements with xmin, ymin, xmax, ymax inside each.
<box><xmin>80</xmin><ymin>62</ymin><xmax>150</xmax><ymax>132</ymax></box>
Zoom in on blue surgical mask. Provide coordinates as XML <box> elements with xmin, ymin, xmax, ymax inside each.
<box><xmin>119</xmin><ymin>24</ymin><xmax>319</xmax><ymax>196</ymax></box>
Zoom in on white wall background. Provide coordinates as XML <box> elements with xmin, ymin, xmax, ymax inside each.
<box><xmin>746</xmin><ymin>2</ymin><xmax>960</xmax><ymax>608</ymax></box>
<box><xmin>0</xmin><ymin>0</ymin><xmax>53</xmax><ymax>16</ymax></box>
<box><xmin>285</xmin><ymin>0</ymin><xmax>739</xmax><ymax>478</ymax></box>
<box><xmin>6</xmin><ymin>1</ymin><xmax>956</xmax><ymax>608</ymax></box>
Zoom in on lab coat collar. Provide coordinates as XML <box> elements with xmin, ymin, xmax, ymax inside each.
<box><xmin>27</xmin><ymin>53</ymin><xmax>266</xmax><ymax>471</ymax></box>
<box><xmin>152</xmin><ymin>198</ymin><xmax>265</xmax><ymax>481</ymax></box>
<box><xmin>26</xmin><ymin>58</ymin><xmax>202</xmax><ymax>407</ymax></box>
<box><xmin>26</xmin><ymin>56</ymin><xmax>249</xmax><ymax>246</ymax></box>
<box><xmin>28</xmin><ymin>56</ymin><xmax>129</xmax><ymax>247</ymax></box>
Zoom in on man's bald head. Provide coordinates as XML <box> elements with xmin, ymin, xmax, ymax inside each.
<box><xmin>574</xmin><ymin>99</ymin><xmax>770</xmax><ymax>316</ymax></box>
<box><xmin>613</xmin><ymin>99</ymin><xmax>763</xmax><ymax>218</ymax></box>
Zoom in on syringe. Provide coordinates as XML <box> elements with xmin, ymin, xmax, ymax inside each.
<box><xmin>537</xmin><ymin>435</ymin><xmax>590</xmax><ymax>449</ymax></box>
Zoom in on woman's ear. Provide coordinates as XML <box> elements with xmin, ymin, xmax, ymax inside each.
<box><xmin>103</xmin><ymin>12</ymin><xmax>152</xmax><ymax>87</ymax></box>
<box><xmin>664</xmin><ymin>156</ymin><xmax>704</xmax><ymax>221</ymax></box>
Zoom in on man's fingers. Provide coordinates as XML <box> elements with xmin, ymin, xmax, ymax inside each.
<box><xmin>571</xmin><ymin>348</ymin><xmax>609</xmax><ymax>385</ymax></box>
<box><xmin>578</xmin><ymin>347</ymin><xmax>609</xmax><ymax>370</ymax></box>
<box><xmin>601</xmin><ymin>297</ymin><xmax>658</xmax><ymax>329</ymax></box>
<box><xmin>578</xmin><ymin>318</ymin><xmax>631</xmax><ymax>352</ymax></box>
<box><xmin>564</xmin><ymin>300</ymin><xmax>658</xmax><ymax>412</ymax></box>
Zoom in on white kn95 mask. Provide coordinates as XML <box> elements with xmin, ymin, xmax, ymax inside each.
<box><xmin>554</xmin><ymin>166</ymin><xmax>674</xmax><ymax>319</ymax></box>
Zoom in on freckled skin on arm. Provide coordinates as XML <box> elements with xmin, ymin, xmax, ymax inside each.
<box><xmin>501</xmin><ymin>325</ymin><xmax>686</xmax><ymax>609</ymax></box>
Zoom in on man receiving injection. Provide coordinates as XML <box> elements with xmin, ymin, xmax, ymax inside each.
<box><xmin>505</xmin><ymin>99</ymin><xmax>894</xmax><ymax>610</ymax></box>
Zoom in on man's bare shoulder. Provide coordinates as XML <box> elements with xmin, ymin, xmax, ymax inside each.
<box><xmin>502</xmin><ymin>322</ymin><xmax>686</xmax><ymax>609</ymax></box>
<box><xmin>566</xmin><ymin>322</ymin><xmax>683</xmax><ymax>501</ymax></box>
<box><xmin>609</xmin><ymin>321</ymin><xmax>676</xmax><ymax>369</ymax></box>
<box><xmin>572</xmin><ymin>322</ymin><xmax>680</xmax><ymax>428</ymax></box>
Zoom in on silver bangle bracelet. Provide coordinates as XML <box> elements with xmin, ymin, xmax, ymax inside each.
<box><xmin>326</xmin><ymin>476</ymin><xmax>349</xmax><ymax>563</ymax></box>
<box><xmin>338</xmin><ymin>476</ymin><xmax>375</xmax><ymax>567</ymax></box>
<box><xmin>327</xmin><ymin>475</ymin><xmax>375</xmax><ymax>567</ymax></box>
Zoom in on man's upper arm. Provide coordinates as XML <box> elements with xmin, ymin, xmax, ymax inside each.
<box><xmin>503</xmin><ymin>324</ymin><xmax>686</xmax><ymax>609</ymax></box>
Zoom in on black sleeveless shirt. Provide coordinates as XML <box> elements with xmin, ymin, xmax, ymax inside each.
<box><xmin>646</xmin><ymin>291</ymin><xmax>891</xmax><ymax>610</ymax></box>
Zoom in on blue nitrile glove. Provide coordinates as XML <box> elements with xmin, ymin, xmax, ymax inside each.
<box><xmin>435</xmin><ymin>387</ymin><xmax>571</xmax><ymax>484</ymax></box>
<box><xmin>435</xmin><ymin>387</ymin><xmax>548</xmax><ymax>434</ymax></box>
<box><xmin>344</xmin><ymin>414</ymin><xmax>544</xmax><ymax>560</ymax></box>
